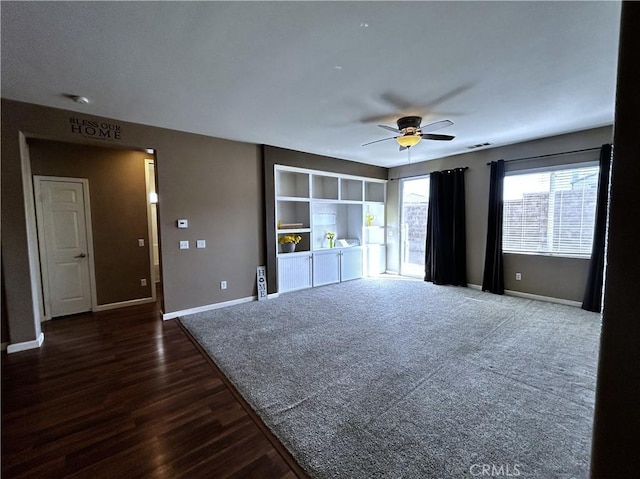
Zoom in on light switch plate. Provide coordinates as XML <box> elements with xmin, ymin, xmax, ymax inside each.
<box><xmin>179</xmin><ymin>240</ymin><xmax>189</xmax><ymax>249</ymax></box>
<box><xmin>196</xmin><ymin>239</ymin><xmax>206</xmax><ymax>249</ymax></box>
<box><xmin>138</xmin><ymin>238</ymin><xmax>145</xmax><ymax>247</ymax></box>
<box><xmin>177</xmin><ymin>219</ymin><xmax>188</xmax><ymax>228</ymax></box>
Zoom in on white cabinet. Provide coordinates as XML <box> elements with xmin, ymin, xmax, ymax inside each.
<box><xmin>312</xmin><ymin>247</ymin><xmax>363</xmax><ymax>287</ymax></box>
<box><xmin>313</xmin><ymin>250</ymin><xmax>341</xmax><ymax>286</ymax></box>
<box><xmin>278</xmin><ymin>253</ymin><xmax>312</xmax><ymax>293</ymax></box>
<box><xmin>275</xmin><ymin>165</ymin><xmax>385</xmax><ymax>293</ymax></box>
<box><xmin>364</xmin><ymin>244</ymin><xmax>386</xmax><ymax>276</ymax></box>
<box><xmin>341</xmin><ymin>247</ymin><xmax>363</xmax><ymax>282</ymax></box>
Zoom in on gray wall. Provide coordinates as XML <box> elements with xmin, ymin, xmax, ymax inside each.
<box><xmin>29</xmin><ymin>139</ymin><xmax>152</xmax><ymax>305</ymax></box>
<box><xmin>387</xmin><ymin>125</ymin><xmax>613</xmax><ymax>301</ymax></box>
<box><xmin>1</xmin><ymin>99</ymin><xmax>264</xmax><ymax>344</ymax></box>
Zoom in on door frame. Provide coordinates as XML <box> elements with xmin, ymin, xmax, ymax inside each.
<box><xmin>144</xmin><ymin>158</ymin><xmax>158</xmax><ymax>298</ymax></box>
<box><xmin>34</xmin><ymin>176</ymin><xmax>98</xmax><ymax>320</ymax></box>
<box><xmin>399</xmin><ymin>175</ymin><xmax>429</xmax><ymax>278</ymax></box>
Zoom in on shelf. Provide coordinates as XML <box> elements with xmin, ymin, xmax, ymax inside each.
<box><xmin>277</xmin><ymin>170</ymin><xmax>309</xmax><ymax>198</ymax></box>
<box><xmin>277</xmin><ymin>228</ymin><xmax>311</xmax><ymax>234</ymax></box>
<box><xmin>312</xmin><ymin>175</ymin><xmax>339</xmax><ymax>200</ymax></box>
<box><xmin>276</xmin><ymin>196</ymin><xmax>310</xmax><ymax>202</ymax></box>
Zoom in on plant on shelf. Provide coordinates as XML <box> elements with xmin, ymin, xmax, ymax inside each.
<box><xmin>279</xmin><ymin>234</ymin><xmax>302</xmax><ymax>244</ymax></box>
<box><xmin>279</xmin><ymin>234</ymin><xmax>302</xmax><ymax>253</ymax></box>
<box><xmin>365</xmin><ymin>213</ymin><xmax>375</xmax><ymax>227</ymax></box>
<box><xmin>325</xmin><ymin>231</ymin><xmax>336</xmax><ymax>248</ymax></box>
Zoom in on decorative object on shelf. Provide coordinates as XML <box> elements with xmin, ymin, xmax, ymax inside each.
<box><xmin>365</xmin><ymin>213</ymin><xmax>375</xmax><ymax>227</ymax></box>
<box><xmin>280</xmin><ymin>223</ymin><xmax>304</xmax><ymax>229</ymax></box>
<box><xmin>325</xmin><ymin>231</ymin><xmax>336</xmax><ymax>248</ymax></box>
<box><xmin>279</xmin><ymin>234</ymin><xmax>302</xmax><ymax>253</ymax></box>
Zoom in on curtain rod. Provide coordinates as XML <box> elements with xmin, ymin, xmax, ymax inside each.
<box><xmin>389</xmin><ymin>166</ymin><xmax>468</xmax><ymax>181</ymax></box>
<box><xmin>485</xmin><ymin>146</ymin><xmax>601</xmax><ymax>166</ymax></box>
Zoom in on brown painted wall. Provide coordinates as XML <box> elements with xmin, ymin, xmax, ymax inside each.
<box><xmin>28</xmin><ymin>139</ymin><xmax>152</xmax><ymax>305</ymax></box>
<box><xmin>262</xmin><ymin>145</ymin><xmax>388</xmax><ymax>294</ymax></box>
<box><xmin>1</xmin><ymin>99</ymin><xmax>263</xmax><ymax>344</ymax></box>
<box><xmin>387</xmin><ymin>126</ymin><xmax>613</xmax><ymax>302</ymax></box>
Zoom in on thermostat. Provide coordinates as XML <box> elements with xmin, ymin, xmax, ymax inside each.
<box><xmin>177</xmin><ymin>219</ymin><xmax>188</xmax><ymax>228</ymax></box>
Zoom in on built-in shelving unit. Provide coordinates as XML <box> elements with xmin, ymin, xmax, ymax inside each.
<box><xmin>275</xmin><ymin>165</ymin><xmax>387</xmax><ymax>293</ymax></box>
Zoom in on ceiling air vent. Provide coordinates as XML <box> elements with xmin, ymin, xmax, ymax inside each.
<box><xmin>467</xmin><ymin>142</ymin><xmax>491</xmax><ymax>149</ymax></box>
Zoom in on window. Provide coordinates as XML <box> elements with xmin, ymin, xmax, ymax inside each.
<box><xmin>503</xmin><ymin>164</ymin><xmax>599</xmax><ymax>257</ymax></box>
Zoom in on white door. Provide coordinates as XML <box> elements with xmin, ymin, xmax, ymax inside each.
<box><xmin>35</xmin><ymin>178</ymin><xmax>93</xmax><ymax>317</ymax></box>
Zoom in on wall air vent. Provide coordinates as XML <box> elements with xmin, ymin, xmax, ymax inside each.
<box><xmin>467</xmin><ymin>142</ymin><xmax>491</xmax><ymax>149</ymax></box>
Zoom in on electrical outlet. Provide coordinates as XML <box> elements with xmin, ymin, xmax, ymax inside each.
<box><xmin>141</xmin><ymin>278</ymin><xmax>147</xmax><ymax>286</ymax></box>
<box><xmin>138</xmin><ymin>238</ymin><xmax>145</xmax><ymax>247</ymax></box>
<box><xmin>220</xmin><ymin>280</ymin><xmax>227</xmax><ymax>290</ymax></box>
<box><xmin>196</xmin><ymin>239</ymin><xmax>206</xmax><ymax>248</ymax></box>
<box><xmin>515</xmin><ymin>272</ymin><xmax>522</xmax><ymax>281</ymax></box>
<box><xmin>179</xmin><ymin>240</ymin><xmax>189</xmax><ymax>249</ymax></box>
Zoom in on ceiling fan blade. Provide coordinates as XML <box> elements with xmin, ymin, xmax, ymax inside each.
<box><xmin>378</xmin><ymin>124</ymin><xmax>401</xmax><ymax>133</ymax></box>
<box><xmin>362</xmin><ymin>136</ymin><xmax>398</xmax><ymax>147</ymax></box>
<box><xmin>420</xmin><ymin>119</ymin><xmax>453</xmax><ymax>133</ymax></box>
<box><xmin>421</xmin><ymin>133</ymin><xmax>455</xmax><ymax>141</ymax></box>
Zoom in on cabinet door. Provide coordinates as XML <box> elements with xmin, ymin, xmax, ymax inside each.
<box><xmin>341</xmin><ymin>248</ymin><xmax>363</xmax><ymax>282</ymax></box>
<box><xmin>313</xmin><ymin>250</ymin><xmax>341</xmax><ymax>287</ymax></box>
<box><xmin>365</xmin><ymin>244</ymin><xmax>386</xmax><ymax>276</ymax></box>
<box><xmin>278</xmin><ymin>254</ymin><xmax>312</xmax><ymax>293</ymax></box>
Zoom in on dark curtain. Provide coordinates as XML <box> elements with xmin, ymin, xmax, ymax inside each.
<box><xmin>482</xmin><ymin>160</ymin><xmax>506</xmax><ymax>294</ymax></box>
<box><xmin>582</xmin><ymin>144</ymin><xmax>613</xmax><ymax>312</ymax></box>
<box><xmin>425</xmin><ymin>169</ymin><xmax>467</xmax><ymax>286</ymax></box>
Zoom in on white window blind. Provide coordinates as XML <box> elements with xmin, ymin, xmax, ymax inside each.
<box><xmin>503</xmin><ymin>165</ymin><xmax>599</xmax><ymax>256</ymax></box>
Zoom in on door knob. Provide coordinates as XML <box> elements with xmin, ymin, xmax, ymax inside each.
<box><xmin>74</xmin><ymin>253</ymin><xmax>87</xmax><ymax>258</ymax></box>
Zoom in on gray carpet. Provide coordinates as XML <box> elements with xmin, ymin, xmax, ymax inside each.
<box><xmin>180</xmin><ymin>276</ymin><xmax>601</xmax><ymax>478</ymax></box>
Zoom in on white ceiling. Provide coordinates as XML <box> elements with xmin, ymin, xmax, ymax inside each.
<box><xmin>1</xmin><ymin>1</ymin><xmax>621</xmax><ymax>168</ymax></box>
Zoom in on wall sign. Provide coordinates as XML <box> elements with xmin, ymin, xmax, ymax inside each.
<box><xmin>257</xmin><ymin>266</ymin><xmax>267</xmax><ymax>301</ymax></box>
<box><xmin>69</xmin><ymin>117</ymin><xmax>122</xmax><ymax>141</ymax></box>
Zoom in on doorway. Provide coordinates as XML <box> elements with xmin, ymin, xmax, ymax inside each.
<box><xmin>27</xmin><ymin>138</ymin><xmax>160</xmax><ymax>319</ymax></box>
<box><xmin>400</xmin><ymin>176</ymin><xmax>430</xmax><ymax>277</ymax></box>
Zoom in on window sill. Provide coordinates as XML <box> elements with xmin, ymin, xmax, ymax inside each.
<box><xmin>503</xmin><ymin>251</ymin><xmax>591</xmax><ymax>260</ymax></box>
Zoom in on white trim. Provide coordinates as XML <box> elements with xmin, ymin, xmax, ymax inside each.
<box><xmin>503</xmin><ymin>289</ymin><xmax>582</xmax><ymax>307</ymax></box>
<box><xmin>93</xmin><ymin>297</ymin><xmax>156</xmax><ymax>312</ymax></box>
<box><xmin>163</xmin><ymin>295</ymin><xmax>258</xmax><ymax>320</ymax></box>
<box><xmin>268</xmin><ymin>292</ymin><xmax>280</xmax><ymax>299</ymax></box>
<box><xmin>7</xmin><ymin>332</ymin><xmax>45</xmax><ymax>354</ymax></box>
<box><xmin>275</xmin><ymin>164</ymin><xmax>387</xmax><ymax>183</ymax></box>
<box><xmin>144</xmin><ymin>159</ymin><xmax>158</xmax><ymax>302</ymax></box>
<box><xmin>20</xmin><ymin>133</ymin><xmax>45</xmax><ymax>336</ymax></box>
<box><xmin>468</xmin><ymin>283</ymin><xmax>581</xmax><ymax>307</ymax></box>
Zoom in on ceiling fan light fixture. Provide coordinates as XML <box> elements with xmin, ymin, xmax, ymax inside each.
<box><xmin>396</xmin><ymin>135</ymin><xmax>421</xmax><ymax>148</ymax></box>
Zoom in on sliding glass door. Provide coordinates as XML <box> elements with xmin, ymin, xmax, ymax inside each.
<box><xmin>400</xmin><ymin>177</ymin><xmax>430</xmax><ymax>277</ymax></box>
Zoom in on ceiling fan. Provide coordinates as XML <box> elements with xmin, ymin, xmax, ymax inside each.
<box><xmin>362</xmin><ymin>116</ymin><xmax>455</xmax><ymax>151</ymax></box>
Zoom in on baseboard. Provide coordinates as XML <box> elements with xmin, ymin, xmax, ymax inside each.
<box><xmin>163</xmin><ymin>295</ymin><xmax>257</xmax><ymax>321</ymax></box>
<box><xmin>504</xmin><ymin>289</ymin><xmax>582</xmax><ymax>307</ymax></box>
<box><xmin>93</xmin><ymin>297</ymin><xmax>155</xmax><ymax>312</ymax></box>
<box><xmin>7</xmin><ymin>332</ymin><xmax>45</xmax><ymax>354</ymax></box>
<box><xmin>467</xmin><ymin>283</ymin><xmax>581</xmax><ymax>307</ymax></box>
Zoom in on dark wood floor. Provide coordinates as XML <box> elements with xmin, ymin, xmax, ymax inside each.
<box><xmin>2</xmin><ymin>295</ymin><xmax>304</xmax><ymax>478</ymax></box>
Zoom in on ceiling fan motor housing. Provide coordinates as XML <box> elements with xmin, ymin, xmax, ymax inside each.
<box><xmin>396</xmin><ymin>116</ymin><xmax>422</xmax><ymax>131</ymax></box>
